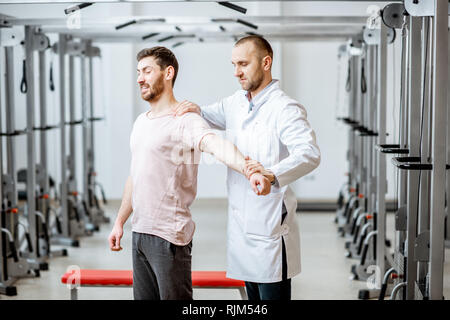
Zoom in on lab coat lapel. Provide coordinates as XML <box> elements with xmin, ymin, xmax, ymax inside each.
<box><xmin>241</xmin><ymin>80</ymin><xmax>279</xmax><ymax>129</ymax></box>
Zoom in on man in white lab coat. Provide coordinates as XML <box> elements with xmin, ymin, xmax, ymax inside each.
<box><xmin>173</xmin><ymin>36</ymin><xmax>321</xmax><ymax>300</ymax></box>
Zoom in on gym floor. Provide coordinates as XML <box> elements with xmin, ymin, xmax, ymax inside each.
<box><xmin>1</xmin><ymin>199</ymin><xmax>449</xmax><ymax>300</ymax></box>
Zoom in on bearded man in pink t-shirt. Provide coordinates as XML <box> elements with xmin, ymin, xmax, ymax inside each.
<box><xmin>108</xmin><ymin>46</ymin><xmax>271</xmax><ymax>300</ymax></box>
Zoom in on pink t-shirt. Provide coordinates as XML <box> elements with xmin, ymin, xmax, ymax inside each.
<box><xmin>129</xmin><ymin>111</ymin><xmax>215</xmax><ymax>245</ymax></box>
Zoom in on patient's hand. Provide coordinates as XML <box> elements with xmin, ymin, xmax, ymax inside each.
<box><xmin>245</xmin><ymin>156</ymin><xmax>275</xmax><ymax>185</ymax></box>
<box><xmin>250</xmin><ymin>173</ymin><xmax>271</xmax><ymax>196</ymax></box>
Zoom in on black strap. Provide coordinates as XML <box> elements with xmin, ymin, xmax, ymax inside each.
<box><xmin>49</xmin><ymin>60</ymin><xmax>55</xmax><ymax>92</ymax></box>
<box><xmin>361</xmin><ymin>58</ymin><xmax>367</xmax><ymax>94</ymax></box>
<box><xmin>20</xmin><ymin>59</ymin><xmax>27</xmax><ymax>93</ymax></box>
<box><xmin>345</xmin><ymin>59</ymin><xmax>351</xmax><ymax>92</ymax></box>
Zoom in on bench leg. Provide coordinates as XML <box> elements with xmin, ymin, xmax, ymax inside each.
<box><xmin>71</xmin><ymin>287</ymin><xmax>78</xmax><ymax>300</ymax></box>
<box><xmin>239</xmin><ymin>287</ymin><xmax>247</xmax><ymax>300</ymax></box>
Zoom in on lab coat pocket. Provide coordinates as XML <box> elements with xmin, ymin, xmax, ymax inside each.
<box><xmin>244</xmin><ymin>189</ymin><xmax>283</xmax><ymax>238</ymax></box>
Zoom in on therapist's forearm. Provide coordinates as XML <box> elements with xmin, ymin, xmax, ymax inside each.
<box><xmin>269</xmin><ymin>151</ymin><xmax>320</xmax><ymax>187</ymax></box>
<box><xmin>114</xmin><ymin>176</ymin><xmax>133</xmax><ymax>227</ymax></box>
<box><xmin>200</xmin><ymin>134</ymin><xmax>246</xmax><ymax>175</ymax></box>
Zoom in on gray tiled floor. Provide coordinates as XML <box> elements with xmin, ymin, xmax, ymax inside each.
<box><xmin>1</xmin><ymin>199</ymin><xmax>449</xmax><ymax>300</ymax></box>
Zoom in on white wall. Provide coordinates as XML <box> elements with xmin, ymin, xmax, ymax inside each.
<box><xmin>0</xmin><ymin>1</ymin><xmax>401</xmax><ymax>201</ymax></box>
<box><xmin>281</xmin><ymin>41</ymin><xmax>347</xmax><ymax>200</ymax></box>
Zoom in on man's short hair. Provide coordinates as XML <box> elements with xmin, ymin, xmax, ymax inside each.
<box><xmin>136</xmin><ymin>46</ymin><xmax>179</xmax><ymax>86</ymax></box>
<box><xmin>234</xmin><ymin>35</ymin><xmax>273</xmax><ymax>60</ymax></box>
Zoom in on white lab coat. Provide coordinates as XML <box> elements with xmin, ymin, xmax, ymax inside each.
<box><xmin>201</xmin><ymin>80</ymin><xmax>320</xmax><ymax>283</ymax></box>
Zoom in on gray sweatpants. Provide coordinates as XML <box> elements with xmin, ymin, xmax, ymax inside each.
<box><xmin>132</xmin><ymin>232</ymin><xmax>193</xmax><ymax>300</ymax></box>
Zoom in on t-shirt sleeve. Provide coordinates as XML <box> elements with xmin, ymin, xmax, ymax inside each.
<box><xmin>180</xmin><ymin>113</ymin><xmax>215</xmax><ymax>151</ymax></box>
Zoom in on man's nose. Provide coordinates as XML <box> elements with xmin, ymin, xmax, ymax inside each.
<box><xmin>234</xmin><ymin>67</ymin><xmax>242</xmax><ymax>78</ymax></box>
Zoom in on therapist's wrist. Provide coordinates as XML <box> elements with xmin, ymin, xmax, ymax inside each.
<box><xmin>264</xmin><ymin>170</ymin><xmax>275</xmax><ymax>185</ymax></box>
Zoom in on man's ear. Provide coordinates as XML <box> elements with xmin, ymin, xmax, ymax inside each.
<box><xmin>262</xmin><ymin>55</ymin><xmax>272</xmax><ymax>71</ymax></box>
<box><xmin>165</xmin><ymin>65</ymin><xmax>175</xmax><ymax>82</ymax></box>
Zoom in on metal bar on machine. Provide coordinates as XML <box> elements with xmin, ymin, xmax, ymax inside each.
<box><xmin>417</xmin><ymin>16</ymin><xmax>431</xmax><ymax>285</ymax></box>
<box><xmin>88</xmin><ymin>43</ymin><xmax>95</xmax><ymax>185</ymax></box>
<box><xmin>4</xmin><ymin>45</ymin><xmax>22</xmax><ymax>273</ymax></box>
<box><xmin>4</xmin><ymin>47</ymin><xmax>18</xmax><ymax>208</ymax></box>
<box><xmin>348</xmin><ymin>50</ymin><xmax>358</xmax><ymax>196</ymax></box>
<box><xmin>87</xmin><ymin>42</ymin><xmax>96</xmax><ymax>213</ymax></box>
<box><xmin>0</xmin><ymin>28</ymin><xmax>6</xmax><ymax>288</ymax></box>
<box><xmin>364</xmin><ymin>45</ymin><xmax>372</xmax><ymax>215</ymax></box>
<box><xmin>352</xmin><ymin>53</ymin><xmax>359</xmax><ymax>195</ymax></box>
<box><xmin>363</xmin><ymin>46</ymin><xmax>370</xmax><ymax>214</ymax></box>
<box><xmin>356</xmin><ymin>50</ymin><xmax>364</xmax><ymax>204</ymax></box>
<box><xmin>376</xmin><ymin>22</ymin><xmax>387</xmax><ymax>290</ymax></box>
<box><xmin>394</xmin><ymin>20</ymin><xmax>410</xmax><ymax>279</ymax></box>
<box><xmin>80</xmin><ymin>44</ymin><xmax>90</xmax><ymax>214</ymax></box>
<box><xmin>38</xmin><ymin>49</ymin><xmax>49</xmax><ymax>195</ymax></box>
<box><xmin>368</xmin><ymin>44</ymin><xmax>376</xmax><ymax>220</ymax></box>
<box><xmin>405</xmin><ymin>15</ymin><xmax>422</xmax><ymax>300</ymax></box>
<box><xmin>24</xmin><ymin>25</ymin><xmax>38</xmax><ymax>263</ymax></box>
<box><xmin>446</xmin><ymin>15</ymin><xmax>450</xmax><ymax>249</ymax></box>
<box><xmin>68</xmin><ymin>55</ymin><xmax>76</xmax><ymax>186</ymax></box>
<box><xmin>428</xmin><ymin>0</ymin><xmax>448</xmax><ymax>300</ymax></box>
<box><xmin>58</xmin><ymin>34</ymin><xmax>69</xmax><ymax>238</ymax></box>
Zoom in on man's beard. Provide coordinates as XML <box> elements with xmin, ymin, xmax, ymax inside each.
<box><xmin>141</xmin><ymin>74</ymin><xmax>164</xmax><ymax>102</ymax></box>
<box><xmin>241</xmin><ymin>70</ymin><xmax>264</xmax><ymax>92</ymax></box>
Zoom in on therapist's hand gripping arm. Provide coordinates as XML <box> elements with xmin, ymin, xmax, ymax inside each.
<box><xmin>199</xmin><ymin>133</ymin><xmax>271</xmax><ymax>196</ymax></box>
<box><xmin>244</xmin><ymin>156</ymin><xmax>276</xmax><ymax>184</ymax></box>
<box><xmin>108</xmin><ymin>175</ymin><xmax>133</xmax><ymax>251</ymax></box>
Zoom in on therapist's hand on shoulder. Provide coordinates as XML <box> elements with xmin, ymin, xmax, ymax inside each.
<box><xmin>172</xmin><ymin>100</ymin><xmax>201</xmax><ymax>116</ymax></box>
<box><xmin>249</xmin><ymin>173</ymin><xmax>271</xmax><ymax>196</ymax></box>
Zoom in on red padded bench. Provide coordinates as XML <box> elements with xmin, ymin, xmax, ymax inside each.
<box><xmin>61</xmin><ymin>269</ymin><xmax>247</xmax><ymax>300</ymax></box>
